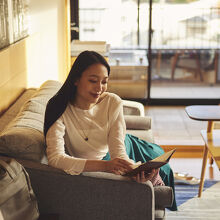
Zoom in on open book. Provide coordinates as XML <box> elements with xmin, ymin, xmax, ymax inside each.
<box><xmin>123</xmin><ymin>148</ymin><xmax>176</xmax><ymax>177</ymax></box>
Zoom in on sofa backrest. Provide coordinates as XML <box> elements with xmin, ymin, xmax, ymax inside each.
<box><xmin>0</xmin><ymin>80</ymin><xmax>62</xmax><ymax>164</ymax></box>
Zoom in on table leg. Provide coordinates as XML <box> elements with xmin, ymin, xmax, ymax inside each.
<box><xmin>207</xmin><ymin>121</ymin><xmax>214</xmax><ymax>166</ymax></box>
<box><xmin>194</xmin><ymin>52</ymin><xmax>203</xmax><ymax>81</ymax></box>
<box><xmin>207</xmin><ymin>121</ymin><xmax>214</xmax><ymax>133</ymax></box>
<box><xmin>198</xmin><ymin>145</ymin><xmax>209</xmax><ymax>197</ymax></box>
<box><xmin>209</xmin><ymin>165</ymin><xmax>214</xmax><ymax>180</ymax></box>
<box><xmin>156</xmin><ymin>51</ymin><xmax>161</xmax><ymax>76</ymax></box>
<box><xmin>171</xmin><ymin>53</ymin><xmax>179</xmax><ymax>81</ymax></box>
<box><xmin>209</xmin><ymin>157</ymin><xmax>214</xmax><ymax>165</ymax></box>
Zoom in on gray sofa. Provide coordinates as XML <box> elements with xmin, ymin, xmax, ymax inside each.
<box><xmin>0</xmin><ymin>80</ymin><xmax>173</xmax><ymax>220</ymax></box>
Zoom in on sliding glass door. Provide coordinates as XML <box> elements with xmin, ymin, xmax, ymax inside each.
<box><xmin>71</xmin><ymin>0</ymin><xmax>220</xmax><ymax>104</ymax></box>
<box><xmin>76</xmin><ymin>0</ymin><xmax>149</xmax><ymax>100</ymax></box>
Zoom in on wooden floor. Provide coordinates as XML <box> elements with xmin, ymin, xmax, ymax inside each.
<box><xmin>151</xmin><ymin>82</ymin><xmax>220</xmax><ymax>99</ymax></box>
<box><xmin>145</xmin><ymin>105</ymin><xmax>220</xmax><ymax>181</ymax></box>
<box><xmin>170</xmin><ymin>158</ymin><xmax>220</xmax><ymax>181</ymax></box>
<box><xmin>145</xmin><ymin>106</ymin><xmax>208</xmax><ymax>145</ymax></box>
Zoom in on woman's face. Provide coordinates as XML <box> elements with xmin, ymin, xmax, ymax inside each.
<box><xmin>74</xmin><ymin>63</ymin><xmax>109</xmax><ymax>109</ymax></box>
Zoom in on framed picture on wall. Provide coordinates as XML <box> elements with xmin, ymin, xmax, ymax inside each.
<box><xmin>12</xmin><ymin>0</ymin><xmax>29</xmax><ymax>43</ymax></box>
<box><xmin>0</xmin><ymin>0</ymin><xmax>10</xmax><ymax>50</ymax></box>
<box><xmin>0</xmin><ymin>0</ymin><xmax>28</xmax><ymax>50</ymax></box>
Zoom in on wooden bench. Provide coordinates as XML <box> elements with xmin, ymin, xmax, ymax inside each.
<box><xmin>200</xmin><ymin>129</ymin><xmax>220</xmax><ymax>197</ymax></box>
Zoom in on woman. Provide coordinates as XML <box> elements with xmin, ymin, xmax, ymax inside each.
<box><xmin>44</xmin><ymin>50</ymin><xmax>177</xmax><ymax>211</ymax></box>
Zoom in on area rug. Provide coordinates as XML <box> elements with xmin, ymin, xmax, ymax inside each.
<box><xmin>175</xmin><ymin>179</ymin><xmax>218</xmax><ymax>207</ymax></box>
<box><xmin>166</xmin><ymin>181</ymin><xmax>220</xmax><ymax>220</ymax></box>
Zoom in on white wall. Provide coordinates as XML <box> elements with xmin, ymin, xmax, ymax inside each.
<box><xmin>26</xmin><ymin>0</ymin><xmax>68</xmax><ymax>87</ymax></box>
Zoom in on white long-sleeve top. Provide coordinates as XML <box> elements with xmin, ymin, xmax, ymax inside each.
<box><xmin>46</xmin><ymin>92</ymin><xmax>133</xmax><ymax>175</ymax></box>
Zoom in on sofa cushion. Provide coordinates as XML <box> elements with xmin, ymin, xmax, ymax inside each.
<box><xmin>0</xmin><ymin>128</ymin><xmax>46</xmax><ymax>162</ymax></box>
<box><xmin>124</xmin><ymin>115</ymin><xmax>151</xmax><ymax>130</ymax></box>
<box><xmin>0</xmin><ymin>80</ymin><xmax>62</xmax><ymax>163</ymax></box>
<box><xmin>0</xmin><ymin>89</ymin><xmax>36</xmax><ymax>132</ymax></box>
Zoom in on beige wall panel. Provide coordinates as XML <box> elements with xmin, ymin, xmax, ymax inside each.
<box><xmin>0</xmin><ymin>48</ymin><xmax>10</xmax><ymax>87</ymax></box>
<box><xmin>0</xmin><ymin>39</ymin><xmax>27</xmax><ymax>115</ymax></box>
<box><xmin>28</xmin><ymin>0</ymin><xmax>69</xmax><ymax>86</ymax></box>
<box><xmin>0</xmin><ymin>40</ymin><xmax>27</xmax><ymax>86</ymax></box>
<box><xmin>0</xmin><ymin>39</ymin><xmax>27</xmax><ymax>87</ymax></box>
<box><xmin>0</xmin><ymin>72</ymin><xmax>26</xmax><ymax>114</ymax></box>
<box><xmin>0</xmin><ymin>0</ymin><xmax>69</xmax><ymax>112</ymax></box>
<box><xmin>9</xmin><ymin>40</ymin><xmax>27</xmax><ymax>78</ymax></box>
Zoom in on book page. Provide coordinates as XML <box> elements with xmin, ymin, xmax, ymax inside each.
<box><xmin>151</xmin><ymin>149</ymin><xmax>176</xmax><ymax>162</ymax></box>
<box><xmin>123</xmin><ymin>161</ymin><xmax>167</xmax><ymax>177</ymax></box>
<box><xmin>123</xmin><ymin>149</ymin><xmax>176</xmax><ymax>177</ymax></box>
<box><xmin>130</xmin><ymin>161</ymin><xmax>142</xmax><ymax>169</ymax></box>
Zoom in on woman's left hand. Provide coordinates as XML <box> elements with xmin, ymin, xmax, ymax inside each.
<box><xmin>131</xmin><ymin>169</ymin><xmax>157</xmax><ymax>183</ymax></box>
<box><xmin>131</xmin><ymin>168</ymin><xmax>164</xmax><ymax>186</ymax></box>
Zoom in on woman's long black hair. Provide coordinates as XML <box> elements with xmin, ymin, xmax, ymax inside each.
<box><xmin>44</xmin><ymin>50</ymin><xmax>110</xmax><ymax>136</ymax></box>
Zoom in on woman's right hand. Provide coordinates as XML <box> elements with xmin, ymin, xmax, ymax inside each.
<box><xmin>106</xmin><ymin>158</ymin><xmax>133</xmax><ymax>175</ymax></box>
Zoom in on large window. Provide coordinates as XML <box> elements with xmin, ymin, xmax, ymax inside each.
<box><xmin>77</xmin><ymin>0</ymin><xmax>220</xmax><ymax>103</ymax></box>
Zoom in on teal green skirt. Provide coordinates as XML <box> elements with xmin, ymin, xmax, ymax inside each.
<box><xmin>103</xmin><ymin>134</ymin><xmax>177</xmax><ymax>211</ymax></box>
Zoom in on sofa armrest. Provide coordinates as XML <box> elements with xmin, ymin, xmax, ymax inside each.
<box><xmin>124</xmin><ymin>115</ymin><xmax>152</xmax><ymax>130</ymax></box>
<box><xmin>154</xmin><ymin>186</ymin><xmax>173</xmax><ymax>208</ymax></box>
<box><xmin>123</xmin><ymin>100</ymin><xmax>145</xmax><ymax>116</ymax></box>
<box><xmin>6</xmin><ymin>157</ymin><xmax>155</xmax><ymax>220</ymax></box>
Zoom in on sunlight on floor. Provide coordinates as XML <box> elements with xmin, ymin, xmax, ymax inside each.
<box><xmin>170</xmin><ymin>158</ymin><xmax>220</xmax><ymax>181</ymax></box>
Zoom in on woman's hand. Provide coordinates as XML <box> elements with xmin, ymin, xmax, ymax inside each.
<box><xmin>132</xmin><ymin>168</ymin><xmax>165</xmax><ymax>186</ymax></box>
<box><xmin>106</xmin><ymin>158</ymin><xmax>133</xmax><ymax>175</ymax></box>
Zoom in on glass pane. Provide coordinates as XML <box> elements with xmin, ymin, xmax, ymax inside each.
<box><xmin>79</xmin><ymin>0</ymin><xmax>139</xmax><ymax>47</ymax></box>
<box><xmin>78</xmin><ymin>0</ymin><xmax>220</xmax><ymax>100</ymax></box>
<box><xmin>150</xmin><ymin>0</ymin><xmax>220</xmax><ymax>99</ymax></box>
<box><xmin>78</xmin><ymin>0</ymin><xmax>148</xmax><ymax>99</ymax></box>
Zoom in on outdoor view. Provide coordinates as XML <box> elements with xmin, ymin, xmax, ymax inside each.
<box><xmin>76</xmin><ymin>0</ymin><xmax>220</xmax><ymax>100</ymax></box>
